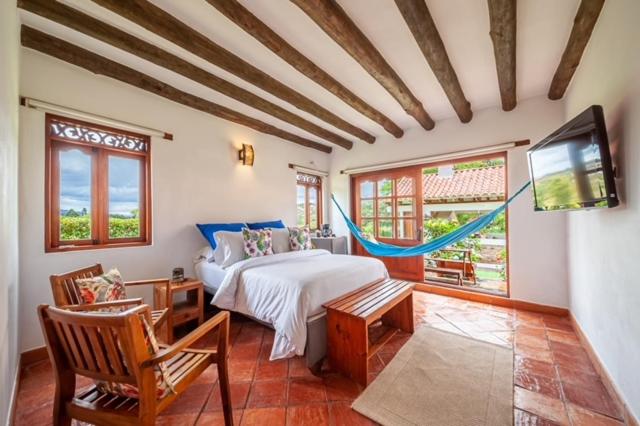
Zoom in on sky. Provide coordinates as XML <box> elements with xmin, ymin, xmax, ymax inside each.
<box><xmin>59</xmin><ymin>149</ymin><xmax>140</xmax><ymax>216</ymax></box>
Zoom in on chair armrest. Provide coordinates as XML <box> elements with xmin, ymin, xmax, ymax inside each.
<box><xmin>61</xmin><ymin>298</ymin><xmax>144</xmax><ymax>311</ymax></box>
<box><xmin>142</xmin><ymin>311</ymin><xmax>230</xmax><ymax>367</ymax></box>
<box><xmin>124</xmin><ymin>278</ymin><xmax>170</xmax><ymax>287</ymax></box>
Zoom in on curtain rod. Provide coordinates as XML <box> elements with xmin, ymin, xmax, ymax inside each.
<box><xmin>288</xmin><ymin>163</ymin><xmax>329</xmax><ymax>177</ymax></box>
<box><xmin>340</xmin><ymin>139</ymin><xmax>530</xmax><ymax>175</ymax></box>
<box><xmin>20</xmin><ymin>97</ymin><xmax>173</xmax><ymax>140</ymax></box>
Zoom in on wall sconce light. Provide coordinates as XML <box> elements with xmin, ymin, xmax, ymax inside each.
<box><xmin>238</xmin><ymin>144</ymin><xmax>254</xmax><ymax>166</ymax></box>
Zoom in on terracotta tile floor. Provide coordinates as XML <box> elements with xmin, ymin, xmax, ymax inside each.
<box><xmin>14</xmin><ymin>291</ymin><xmax>626</xmax><ymax>425</ymax></box>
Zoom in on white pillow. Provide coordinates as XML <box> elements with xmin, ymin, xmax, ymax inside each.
<box><xmin>194</xmin><ymin>246</ymin><xmax>214</xmax><ymax>263</ymax></box>
<box><xmin>213</xmin><ymin>231</ymin><xmax>245</xmax><ymax>267</ymax></box>
<box><xmin>270</xmin><ymin>228</ymin><xmax>291</xmax><ymax>254</ymax></box>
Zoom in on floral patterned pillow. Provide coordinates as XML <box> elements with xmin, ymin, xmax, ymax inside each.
<box><xmin>96</xmin><ymin>315</ymin><xmax>176</xmax><ymax>399</ymax></box>
<box><xmin>242</xmin><ymin>228</ymin><xmax>274</xmax><ymax>259</ymax></box>
<box><xmin>289</xmin><ymin>227</ymin><xmax>312</xmax><ymax>251</ymax></box>
<box><xmin>74</xmin><ymin>268</ymin><xmax>127</xmax><ymax>305</ymax></box>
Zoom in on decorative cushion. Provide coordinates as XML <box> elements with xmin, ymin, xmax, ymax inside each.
<box><xmin>246</xmin><ymin>220</ymin><xmax>285</xmax><ymax>230</ymax></box>
<box><xmin>74</xmin><ymin>268</ymin><xmax>126</xmax><ymax>305</ymax></box>
<box><xmin>196</xmin><ymin>223</ymin><xmax>246</xmax><ymax>249</ymax></box>
<box><xmin>213</xmin><ymin>231</ymin><xmax>246</xmax><ymax>267</ymax></box>
<box><xmin>242</xmin><ymin>228</ymin><xmax>274</xmax><ymax>259</ymax></box>
<box><xmin>289</xmin><ymin>227</ymin><xmax>312</xmax><ymax>251</ymax></box>
<box><xmin>270</xmin><ymin>228</ymin><xmax>291</xmax><ymax>254</ymax></box>
<box><xmin>96</xmin><ymin>315</ymin><xmax>176</xmax><ymax>399</ymax></box>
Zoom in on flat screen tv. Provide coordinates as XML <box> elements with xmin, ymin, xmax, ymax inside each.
<box><xmin>528</xmin><ymin>105</ymin><xmax>618</xmax><ymax>211</ymax></box>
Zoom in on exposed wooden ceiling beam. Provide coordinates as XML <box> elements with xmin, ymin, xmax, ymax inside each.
<box><xmin>20</xmin><ymin>27</ymin><xmax>332</xmax><ymax>153</ymax></box>
<box><xmin>17</xmin><ymin>0</ymin><xmax>352</xmax><ymax>150</ymax></box>
<box><xmin>487</xmin><ymin>0</ymin><xmax>517</xmax><ymax>111</ymax></box>
<box><xmin>205</xmin><ymin>0</ymin><xmax>403</xmax><ymax>139</ymax></box>
<box><xmin>395</xmin><ymin>0</ymin><xmax>472</xmax><ymax>123</ymax></box>
<box><xmin>291</xmin><ymin>0</ymin><xmax>435</xmax><ymax>131</ymax></box>
<box><xmin>548</xmin><ymin>0</ymin><xmax>605</xmax><ymax>100</ymax></box>
<box><xmin>90</xmin><ymin>0</ymin><xmax>375</xmax><ymax>144</ymax></box>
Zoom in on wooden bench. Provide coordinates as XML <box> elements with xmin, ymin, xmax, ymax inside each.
<box><xmin>323</xmin><ymin>279</ymin><xmax>415</xmax><ymax>387</ymax></box>
<box><xmin>424</xmin><ymin>265</ymin><xmax>463</xmax><ymax>286</ymax></box>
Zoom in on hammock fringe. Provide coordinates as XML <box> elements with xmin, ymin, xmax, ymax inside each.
<box><xmin>331</xmin><ymin>181</ymin><xmax>531</xmax><ymax>257</ymax></box>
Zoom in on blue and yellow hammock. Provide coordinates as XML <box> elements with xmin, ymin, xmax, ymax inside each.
<box><xmin>331</xmin><ymin>181</ymin><xmax>531</xmax><ymax>257</ymax></box>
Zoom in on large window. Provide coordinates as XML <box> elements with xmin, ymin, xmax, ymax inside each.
<box><xmin>296</xmin><ymin>173</ymin><xmax>322</xmax><ymax>230</ymax></box>
<box><xmin>45</xmin><ymin>114</ymin><xmax>151</xmax><ymax>252</ymax></box>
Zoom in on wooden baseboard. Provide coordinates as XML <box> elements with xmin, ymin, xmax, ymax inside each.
<box><xmin>9</xmin><ymin>347</ymin><xmax>49</xmax><ymax>424</ymax></box>
<box><xmin>570</xmin><ymin>314</ymin><xmax>639</xmax><ymax>426</ymax></box>
<box><xmin>20</xmin><ymin>346</ymin><xmax>48</xmax><ymax>366</ymax></box>
<box><xmin>415</xmin><ymin>283</ymin><xmax>569</xmax><ymax>317</ymax></box>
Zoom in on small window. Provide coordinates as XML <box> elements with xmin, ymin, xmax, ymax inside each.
<box><xmin>296</xmin><ymin>173</ymin><xmax>322</xmax><ymax>230</ymax></box>
<box><xmin>45</xmin><ymin>114</ymin><xmax>151</xmax><ymax>252</ymax></box>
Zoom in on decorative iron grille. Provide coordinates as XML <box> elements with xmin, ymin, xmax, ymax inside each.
<box><xmin>49</xmin><ymin>117</ymin><xmax>148</xmax><ymax>153</ymax></box>
<box><xmin>296</xmin><ymin>172</ymin><xmax>321</xmax><ymax>185</ymax></box>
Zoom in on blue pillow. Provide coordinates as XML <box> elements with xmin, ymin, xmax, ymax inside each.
<box><xmin>246</xmin><ymin>220</ymin><xmax>286</xmax><ymax>230</ymax></box>
<box><xmin>196</xmin><ymin>223</ymin><xmax>246</xmax><ymax>249</ymax></box>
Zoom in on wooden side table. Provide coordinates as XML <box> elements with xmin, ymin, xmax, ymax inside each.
<box><xmin>153</xmin><ymin>278</ymin><xmax>204</xmax><ymax>343</ymax></box>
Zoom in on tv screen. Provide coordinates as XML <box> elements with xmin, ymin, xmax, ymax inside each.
<box><xmin>528</xmin><ymin>105</ymin><xmax>618</xmax><ymax>211</ymax></box>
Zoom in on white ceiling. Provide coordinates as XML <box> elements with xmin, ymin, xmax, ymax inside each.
<box><xmin>20</xmin><ymin>0</ymin><xmax>581</xmax><ymax>149</ymax></box>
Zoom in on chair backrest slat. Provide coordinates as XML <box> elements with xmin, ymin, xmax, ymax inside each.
<box><xmin>71</xmin><ymin>324</ymin><xmax>96</xmax><ymax>371</ymax></box>
<box><xmin>101</xmin><ymin>327</ymin><xmax>127</xmax><ymax>376</ymax></box>
<box><xmin>84</xmin><ymin>326</ymin><xmax>111</xmax><ymax>373</ymax></box>
<box><xmin>40</xmin><ymin>305</ymin><xmax>149</xmax><ymax>384</ymax></box>
<box><xmin>50</xmin><ymin>264</ymin><xmax>104</xmax><ymax>307</ymax></box>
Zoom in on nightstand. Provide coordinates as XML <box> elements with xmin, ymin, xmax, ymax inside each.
<box><xmin>153</xmin><ymin>278</ymin><xmax>204</xmax><ymax>343</ymax></box>
<box><xmin>311</xmin><ymin>236</ymin><xmax>348</xmax><ymax>254</ymax></box>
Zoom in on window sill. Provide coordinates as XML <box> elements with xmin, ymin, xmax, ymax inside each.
<box><xmin>45</xmin><ymin>240</ymin><xmax>151</xmax><ymax>253</ymax></box>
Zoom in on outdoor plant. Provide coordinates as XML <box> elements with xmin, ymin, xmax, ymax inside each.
<box><xmin>60</xmin><ymin>214</ymin><xmax>140</xmax><ymax>240</ymax></box>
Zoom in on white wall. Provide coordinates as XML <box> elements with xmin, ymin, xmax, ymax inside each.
<box><xmin>18</xmin><ymin>49</ymin><xmax>330</xmax><ymax>352</ymax></box>
<box><xmin>564</xmin><ymin>0</ymin><xmax>640</xmax><ymax>419</ymax></box>
<box><xmin>0</xmin><ymin>0</ymin><xmax>20</xmax><ymax>424</ymax></box>
<box><xmin>329</xmin><ymin>96</ymin><xmax>569</xmax><ymax>308</ymax></box>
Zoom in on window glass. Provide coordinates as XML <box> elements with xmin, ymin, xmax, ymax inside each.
<box><xmin>59</xmin><ymin>148</ymin><xmax>92</xmax><ymax>241</ymax></box>
<box><xmin>377</xmin><ymin>178</ymin><xmax>393</xmax><ymax>197</ymax></box>
<box><xmin>360</xmin><ymin>199</ymin><xmax>374</xmax><ymax>218</ymax></box>
<box><xmin>377</xmin><ymin>199</ymin><xmax>392</xmax><ymax>217</ymax></box>
<box><xmin>108</xmin><ymin>156</ymin><xmax>141</xmax><ymax>239</ymax></box>
<box><xmin>360</xmin><ymin>180</ymin><xmax>374</xmax><ymax>198</ymax></box>
<box><xmin>397</xmin><ymin>198</ymin><xmax>415</xmax><ymax>217</ymax></box>
<box><xmin>309</xmin><ymin>187</ymin><xmax>318</xmax><ymax>230</ymax></box>
<box><xmin>378</xmin><ymin>219</ymin><xmax>393</xmax><ymax>238</ymax></box>
<box><xmin>296</xmin><ymin>185</ymin><xmax>306</xmax><ymax>227</ymax></box>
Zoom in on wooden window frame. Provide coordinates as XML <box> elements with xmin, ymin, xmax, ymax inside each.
<box><xmin>296</xmin><ymin>173</ymin><xmax>323</xmax><ymax>230</ymax></box>
<box><xmin>354</xmin><ymin>169</ymin><xmax>421</xmax><ymax>242</ymax></box>
<box><xmin>45</xmin><ymin>114</ymin><xmax>152</xmax><ymax>253</ymax></box>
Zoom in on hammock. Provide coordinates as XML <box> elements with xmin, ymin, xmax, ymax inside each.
<box><xmin>331</xmin><ymin>181</ymin><xmax>531</xmax><ymax>257</ymax></box>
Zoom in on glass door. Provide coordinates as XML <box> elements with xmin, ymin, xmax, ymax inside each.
<box><xmin>352</xmin><ymin>167</ymin><xmax>424</xmax><ymax>281</ymax></box>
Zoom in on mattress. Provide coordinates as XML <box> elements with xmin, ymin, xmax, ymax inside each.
<box><xmin>194</xmin><ymin>260</ymin><xmax>228</xmax><ymax>294</ymax></box>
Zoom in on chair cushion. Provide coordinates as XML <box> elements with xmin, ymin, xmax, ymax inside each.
<box><xmin>95</xmin><ymin>315</ymin><xmax>176</xmax><ymax>399</ymax></box>
<box><xmin>242</xmin><ymin>228</ymin><xmax>274</xmax><ymax>258</ymax></box>
<box><xmin>289</xmin><ymin>227</ymin><xmax>312</xmax><ymax>251</ymax></box>
<box><xmin>74</xmin><ymin>268</ymin><xmax>126</xmax><ymax>305</ymax></box>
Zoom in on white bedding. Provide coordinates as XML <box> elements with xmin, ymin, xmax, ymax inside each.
<box><xmin>195</xmin><ymin>261</ymin><xmax>228</xmax><ymax>293</ymax></box>
<box><xmin>211</xmin><ymin>249</ymin><xmax>388</xmax><ymax>360</ymax></box>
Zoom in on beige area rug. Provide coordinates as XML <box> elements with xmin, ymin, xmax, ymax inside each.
<box><xmin>352</xmin><ymin>327</ymin><xmax>514</xmax><ymax>426</ymax></box>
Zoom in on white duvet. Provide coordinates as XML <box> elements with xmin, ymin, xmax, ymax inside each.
<box><xmin>211</xmin><ymin>249</ymin><xmax>388</xmax><ymax>360</ymax></box>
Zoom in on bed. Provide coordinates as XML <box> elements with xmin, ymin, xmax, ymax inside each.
<box><xmin>194</xmin><ymin>248</ymin><xmax>388</xmax><ymax>369</ymax></box>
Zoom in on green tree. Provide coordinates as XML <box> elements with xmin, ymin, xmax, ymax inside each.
<box><xmin>65</xmin><ymin>209</ymin><xmax>79</xmax><ymax>217</ymax></box>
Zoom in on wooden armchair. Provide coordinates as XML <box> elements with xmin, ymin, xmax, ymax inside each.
<box><xmin>38</xmin><ymin>304</ymin><xmax>233</xmax><ymax>426</ymax></box>
<box><xmin>49</xmin><ymin>264</ymin><xmax>169</xmax><ymax>331</ymax></box>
